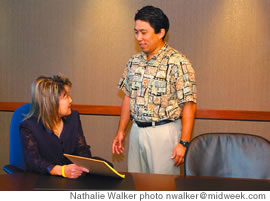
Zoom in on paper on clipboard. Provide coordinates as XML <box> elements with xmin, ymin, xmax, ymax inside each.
<box><xmin>64</xmin><ymin>154</ymin><xmax>125</xmax><ymax>179</ymax></box>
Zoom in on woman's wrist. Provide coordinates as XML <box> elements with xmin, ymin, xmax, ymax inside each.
<box><xmin>49</xmin><ymin>165</ymin><xmax>62</xmax><ymax>176</ymax></box>
<box><xmin>62</xmin><ymin>165</ymin><xmax>67</xmax><ymax>177</ymax></box>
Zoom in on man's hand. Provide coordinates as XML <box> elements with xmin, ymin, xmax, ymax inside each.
<box><xmin>112</xmin><ymin>95</ymin><xmax>130</xmax><ymax>155</ymax></box>
<box><xmin>171</xmin><ymin>101</ymin><xmax>196</xmax><ymax>166</ymax></box>
<box><xmin>112</xmin><ymin>131</ymin><xmax>126</xmax><ymax>155</ymax></box>
<box><xmin>171</xmin><ymin>143</ymin><xmax>186</xmax><ymax>166</ymax></box>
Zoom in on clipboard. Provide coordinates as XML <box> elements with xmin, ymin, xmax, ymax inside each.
<box><xmin>64</xmin><ymin>154</ymin><xmax>125</xmax><ymax>179</ymax></box>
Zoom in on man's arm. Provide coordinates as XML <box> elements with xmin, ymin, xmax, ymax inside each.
<box><xmin>180</xmin><ymin>101</ymin><xmax>197</xmax><ymax>142</ymax></box>
<box><xmin>171</xmin><ymin>101</ymin><xmax>197</xmax><ymax>166</ymax></box>
<box><xmin>112</xmin><ymin>95</ymin><xmax>131</xmax><ymax>155</ymax></box>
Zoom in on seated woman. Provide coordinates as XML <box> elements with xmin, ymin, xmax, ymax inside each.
<box><xmin>20</xmin><ymin>75</ymin><xmax>90</xmax><ymax>179</ymax></box>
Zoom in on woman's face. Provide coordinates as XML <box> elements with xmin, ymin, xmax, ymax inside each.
<box><xmin>58</xmin><ymin>86</ymin><xmax>72</xmax><ymax>117</ymax></box>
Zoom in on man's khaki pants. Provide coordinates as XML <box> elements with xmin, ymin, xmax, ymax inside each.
<box><xmin>128</xmin><ymin>119</ymin><xmax>181</xmax><ymax>175</ymax></box>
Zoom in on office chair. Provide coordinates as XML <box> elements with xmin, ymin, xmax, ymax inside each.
<box><xmin>184</xmin><ymin>133</ymin><xmax>270</xmax><ymax>179</ymax></box>
<box><xmin>3</xmin><ymin>104</ymin><xmax>31</xmax><ymax>173</ymax></box>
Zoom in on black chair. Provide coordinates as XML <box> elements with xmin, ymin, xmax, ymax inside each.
<box><xmin>184</xmin><ymin>133</ymin><xmax>270</xmax><ymax>179</ymax></box>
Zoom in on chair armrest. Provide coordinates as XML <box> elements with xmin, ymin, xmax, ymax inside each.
<box><xmin>3</xmin><ymin>164</ymin><xmax>25</xmax><ymax>174</ymax></box>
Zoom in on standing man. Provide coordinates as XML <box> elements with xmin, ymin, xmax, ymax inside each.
<box><xmin>112</xmin><ymin>5</ymin><xmax>197</xmax><ymax>175</ymax></box>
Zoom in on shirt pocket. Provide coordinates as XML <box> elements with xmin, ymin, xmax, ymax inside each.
<box><xmin>150</xmin><ymin>80</ymin><xmax>167</xmax><ymax>96</ymax></box>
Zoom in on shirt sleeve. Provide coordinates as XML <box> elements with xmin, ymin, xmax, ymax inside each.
<box><xmin>74</xmin><ymin>113</ymin><xmax>92</xmax><ymax>158</ymax></box>
<box><xmin>20</xmin><ymin>125</ymin><xmax>55</xmax><ymax>174</ymax></box>
<box><xmin>117</xmin><ymin>58</ymin><xmax>132</xmax><ymax>97</ymax></box>
<box><xmin>175</xmin><ymin>56</ymin><xmax>197</xmax><ymax>104</ymax></box>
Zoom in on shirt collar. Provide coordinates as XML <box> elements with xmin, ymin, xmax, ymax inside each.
<box><xmin>42</xmin><ymin>117</ymin><xmax>66</xmax><ymax>135</ymax></box>
<box><xmin>141</xmin><ymin>43</ymin><xmax>168</xmax><ymax>61</ymax></box>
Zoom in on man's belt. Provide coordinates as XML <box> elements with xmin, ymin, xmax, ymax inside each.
<box><xmin>135</xmin><ymin>119</ymin><xmax>174</xmax><ymax>128</ymax></box>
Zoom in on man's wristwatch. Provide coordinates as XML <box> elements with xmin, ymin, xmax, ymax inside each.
<box><xmin>179</xmin><ymin>140</ymin><xmax>190</xmax><ymax>148</ymax></box>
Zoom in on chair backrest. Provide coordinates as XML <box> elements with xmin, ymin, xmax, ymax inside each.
<box><xmin>184</xmin><ymin>133</ymin><xmax>270</xmax><ymax>179</ymax></box>
<box><xmin>9</xmin><ymin>104</ymin><xmax>31</xmax><ymax>170</ymax></box>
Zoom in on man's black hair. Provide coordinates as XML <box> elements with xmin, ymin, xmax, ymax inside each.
<box><xmin>135</xmin><ymin>5</ymin><xmax>169</xmax><ymax>40</ymax></box>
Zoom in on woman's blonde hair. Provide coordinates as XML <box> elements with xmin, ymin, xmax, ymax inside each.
<box><xmin>24</xmin><ymin>75</ymin><xmax>72</xmax><ymax>131</ymax></box>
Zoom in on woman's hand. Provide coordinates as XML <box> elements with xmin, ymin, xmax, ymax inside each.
<box><xmin>50</xmin><ymin>164</ymin><xmax>89</xmax><ymax>179</ymax></box>
<box><xmin>64</xmin><ymin>164</ymin><xmax>89</xmax><ymax>179</ymax></box>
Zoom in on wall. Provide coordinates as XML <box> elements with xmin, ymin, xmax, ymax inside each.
<box><xmin>0</xmin><ymin>0</ymin><xmax>269</xmax><ymax>173</ymax></box>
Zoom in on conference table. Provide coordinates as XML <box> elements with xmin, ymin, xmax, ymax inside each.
<box><xmin>0</xmin><ymin>172</ymin><xmax>269</xmax><ymax>191</ymax></box>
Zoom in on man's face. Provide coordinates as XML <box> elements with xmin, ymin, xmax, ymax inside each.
<box><xmin>134</xmin><ymin>20</ymin><xmax>164</xmax><ymax>58</ymax></box>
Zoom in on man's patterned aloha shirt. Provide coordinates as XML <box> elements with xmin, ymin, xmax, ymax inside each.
<box><xmin>118</xmin><ymin>43</ymin><xmax>197</xmax><ymax>122</ymax></box>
